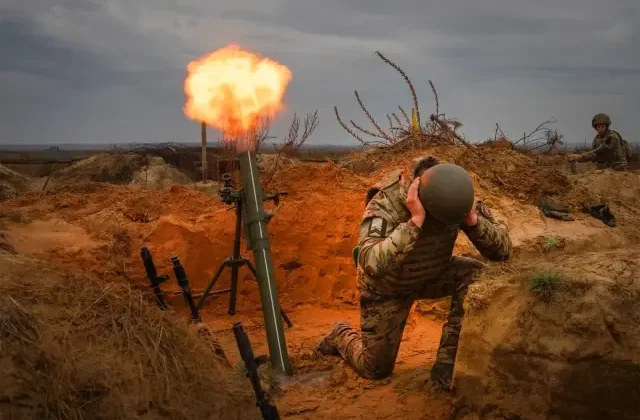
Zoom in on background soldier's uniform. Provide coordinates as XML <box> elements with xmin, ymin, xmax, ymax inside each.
<box><xmin>577</xmin><ymin>130</ymin><xmax>628</xmax><ymax>171</ymax></box>
<box><xmin>318</xmin><ymin>168</ymin><xmax>512</xmax><ymax>381</ymax></box>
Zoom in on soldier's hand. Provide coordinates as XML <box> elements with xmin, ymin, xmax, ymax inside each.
<box><xmin>406</xmin><ymin>178</ymin><xmax>426</xmax><ymax>227</ymax></box>
<box><xmin>567</xmin><ymin>154</ymin><xmax>580</xmax><ymax>162</ymax></box>
<box><xmin>463</xmin><ymin>197</ymin><xmax>478</xmax><ymax>227</ymax></box>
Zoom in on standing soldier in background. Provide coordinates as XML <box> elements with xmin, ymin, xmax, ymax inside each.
<box><xmin>316</xmin><ymin>156</ymin><xmax>513</xmax><ymax>390</ymax></box>
<box><xmin>567</xmin><ymin>113</ymin><xmax>630</xmax><ymax>171</ymax></box>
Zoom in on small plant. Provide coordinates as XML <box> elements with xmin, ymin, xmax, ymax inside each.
<box><xmin>528</xmin><ymin>270</ymin><xmax>564</xmax><ymax>301</ymax></box>
<box><xmin>541</xmin><ymin>235</ymin><xmax>564</xmax><ymax>252</ymax></box>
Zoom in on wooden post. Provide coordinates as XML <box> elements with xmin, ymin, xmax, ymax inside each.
<box><xmin>201</xmin><ymin>121</ymin><xmax>207</xmax><ymax>182</ymax></box>
<box><xmin>42</xmin><ymin>163</ymin><xmax>56</xmax><ymax>192</ymax></box>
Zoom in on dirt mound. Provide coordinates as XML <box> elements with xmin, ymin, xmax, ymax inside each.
<box><xmin>454</xmin><ymin>148</ymin><xmax>572</xmax><ymax>202</ymax></box>
<box><xmin>336</xmin><ymin>147</ymin><xmax>640</xmax><ymax>245</ymax></box>
<box><xmin>130</xmin><ymin>156</ymin><xmax>192</xmax><ymax>190</ymax></box>
<box><xmin>53</xmin><ymin>152</ymin><xmax>146</xmax><ymax>184</ymax></box>
<box><xmin>0</xmin><ymin>252</ymin><xmax>261</xmax><ymax>420</ymax></box>
<box><xmin>0</xmin><ymin>164</ymin><xmax>31</xmax><ymax>201</ymax></box>
<box><xmin>257</xmin><ymin>153</ymin><xmax>297</xmax><ymax>175</ymax></box>
<box><xmin>50</xmin><ymin>153</ymin><xmax>192</xmax><ymax>191</ymax></box>
<box><xmin>340</xmin><ymin>146</ymin><xmax>572</xmax><ymax>204</ymax></box>
<box><xmin>453</xmin><ymin>250</ymin><xmax>640</xmax><ymax>419</ymax></box>
<box><xmin>571</xmin><ymin>170</ymin><xmax>640</xmax><ymax>210</ymax></box>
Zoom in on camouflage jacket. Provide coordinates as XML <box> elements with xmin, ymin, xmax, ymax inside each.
<box><xmin>357</xmin><ymin>169</ymin><xmax>513</xmax><ymax>297</ymax></box>
<box><xmin>580</xmin><ymin>130</ymin><xmax>627</xmax><ymax>170</ymax></box>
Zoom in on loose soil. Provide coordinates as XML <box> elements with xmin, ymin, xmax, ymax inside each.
<box><xmin>0</xmin><ymin>147</ymin><xmax>638</xmax><ymax>419</ymax></box>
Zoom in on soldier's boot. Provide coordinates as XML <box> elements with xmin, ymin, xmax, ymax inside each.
<box><xmin>431</xmin><ymin>327</ymin><xmax>459</xmax><ymax>390</ymax></box>
<box><xmin>316</xmin><ymin>321</ymin><xmax>351</xmax><ymax>355</ymax></box>
<box><xmin>431</xmin><ymin>287</ymin><xmax>465</xmax><ymax>390</ymax></box>
<box><xmin>613</xmin><ymin>162</ymin><xmax>628</xmax><ymax>171</ymax></box>
<box><xmin>430</xmin><ymin>361</ymin><xmax>454</xmax><ymax>390</ymax></box>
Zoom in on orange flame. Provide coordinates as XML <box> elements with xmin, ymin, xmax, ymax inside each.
<box><xmin>183</xmin><ymin>44</ymin><xmax>292</xmax><ymax>150</ymax></box>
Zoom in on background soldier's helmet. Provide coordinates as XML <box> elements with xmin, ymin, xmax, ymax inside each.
<box><xmin>592</xmin><ymin>113</ymin><xmax>611</xmax><ymax>128</ymax></box>
<box><xmin>418</xmin><ymin>163</ymin><xmax>475</xmax><ymax>225</ymax></box>
<box><xmin>410</xmin><ymin>155</ymin><xmax>440</xmax><ymax>178</ymax></box>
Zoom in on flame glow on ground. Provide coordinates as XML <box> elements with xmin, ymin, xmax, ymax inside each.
<box><xmin>183</xmin><ymin>44</ymin><xmax>293</xmax><ymax>152</ymax></box>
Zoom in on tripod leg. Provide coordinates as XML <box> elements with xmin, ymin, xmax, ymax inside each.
<box><xmin>280</xmin><ymin>308</ymin><xmax>293</xmax><ymax>328</ymax></box>
<box><xmin>246</xmin><ymin>260</ymin><xmax>293</xmax><ymax>328</ymax></box>
<box><xmin>228</xmin><ymin>263</ymin><xmax>240</xmax><ymax>316</ymax></box>
<box><xmin>245</xmin><ymin>260</ymin><xmax>258</xmax><ymax>277</ymax></box>
<box><xmin>197</xmin><ymin>261</ymin><xmax>229</xmax><ymax>310</ymax></box>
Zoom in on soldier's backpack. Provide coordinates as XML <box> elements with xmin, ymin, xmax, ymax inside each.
<box><xmin>612</xmin><ymin>130</ymin><xmax>633</xmax><ymax>159</ymax></box>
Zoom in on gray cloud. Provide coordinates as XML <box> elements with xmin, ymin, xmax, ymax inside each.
<box><xmin>0</xmin><ymin>0</ymin><xmax>638</xmax><ymax>147</ymax></box>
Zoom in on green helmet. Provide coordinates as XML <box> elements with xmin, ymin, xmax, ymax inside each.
<box><xmin>418</xmin><ymin>163</ymin><xmax>474</xmax><ymax>225</ymax></box>
<box><xmin>592</xmin><ymin>113</ymin><xmax>611</xmax><ymax>128</ymax></box>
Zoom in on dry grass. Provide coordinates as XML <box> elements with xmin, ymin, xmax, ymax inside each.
<box><xmin>528</xmin><ymin>270</ymin><xmax>565</xmax><ymax>301</ymax></box>
<box><xmin>0</xmin><ymin>253</ymin><xmax>261</xmax><ymax>420</ymax></box>
<box><xmin>102</xmin><ymin>228</ymin><xmax>133</xmax><ymax>280</ymax></box>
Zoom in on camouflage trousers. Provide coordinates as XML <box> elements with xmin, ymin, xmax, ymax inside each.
<box><xmin>329</xmin><ymin>256</ymin><xmax>485</xmax><ymax>379</ymax></box>
<box><xmin>597</xmin><ymin>161</ymin><xmax>627</xmax><ymax>171</ymax></box>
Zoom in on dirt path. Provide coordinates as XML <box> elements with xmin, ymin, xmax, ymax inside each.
<box><xmin>193</xmin><ymin>301</ymin><xmax>453</xmax><ymax>420</ymax></box>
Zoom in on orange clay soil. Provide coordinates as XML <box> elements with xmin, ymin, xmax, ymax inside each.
<box><xmin>1</xmin><ymin>147</ymin><xmax>639</xmax><ymax>419</ymax></box>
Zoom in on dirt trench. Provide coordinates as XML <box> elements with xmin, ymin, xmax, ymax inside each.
<box><xmin>0</xmin><ymin>150</ymin><xmax>639</xmax><ymax>419</ymax></box>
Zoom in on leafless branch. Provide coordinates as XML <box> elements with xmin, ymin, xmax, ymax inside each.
<box><xmin>429</xmin><ymin>80</ymin><xmax>439</xmax><ymax>116</ymax></box>
<box><xmin>354</xmin><ymin>91</ymin><xmax>394</xmax><ymax>142</ymax></box>
<box><xmin>392</xmin><ymin>113</ymin><xmax>403</xmax><ymax>127</ymax></box>
<box><xmin>398</xmin><ymin>106</ymin><xmax>411</xmax><ymax>125</ymax></box>
<box><xmin>281</xmin><ymin>110</ymin><xmax>320</xmax><ymax>155</ymax></box>
<box><xmin>261</xmin><ymin>143</ymin><xmax>283</xmax><ymax>187</ymax></box>
<box><xmin>429</xmin><ymin>114</ymin><xmax>474</xmax><ymax>149</ymax></box>
<box><xmin>513</xmin><ymin>118</ymin><xmax>557</xmax><ymax>146</ymax></box>
<box><xmin>254</xmin><ymin>116</ymin><xmax>276</xmax><ymax>152</ymax></box>
<box><xmin>335</xmin><ymin>106</ymin><xmax>367</xmax><ymax>145</ymax></box>
<box><xmin>332</xmin><ymin>51</ymin><xmax>469</xmax><ymax>152</ymax></box>
<box><xmin>526</xmin><ymin>129</ymin><xmax>565</xmax><ymax>154</ymax></box>
<box><xmin>375</xmin><ymin>51</ymin><xmax>420</xmax><ymax>126</ymax></box>
<box><xmin>350</xmin><ymin>119</ymin><xmax>389</xmax><ymax>140</ymax></box>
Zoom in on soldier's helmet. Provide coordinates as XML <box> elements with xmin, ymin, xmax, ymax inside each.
<box><xmin>418</xmin><ymin>163</ymin><xmax>475</xmax><ymax>225</ymax></box>
<box><xmin>592</xmin><ymin>113</ymin><xmax>611</xmax><ymax>128</ymax></box>
<box><xmin>409</xmin><ymin>155</ymin><xmax>440</xmax><ymax>178</ymax></box>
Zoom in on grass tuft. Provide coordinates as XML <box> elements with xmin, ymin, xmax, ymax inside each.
<box><xmin>528</xmin><ymin>270</ymin><xmax>564</xmax><ymax>301</ymax></box>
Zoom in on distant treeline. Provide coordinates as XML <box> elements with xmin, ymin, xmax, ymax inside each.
<box><xmin>0</xmin><ymin>143</ymin><xmax>360</xmax><ymax>153</ymax></box>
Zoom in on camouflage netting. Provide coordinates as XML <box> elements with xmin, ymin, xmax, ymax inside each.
<box><xmin>0</xmin><ymin>251</ymin><xmax>262</xmax><ymax>420</ymax></box>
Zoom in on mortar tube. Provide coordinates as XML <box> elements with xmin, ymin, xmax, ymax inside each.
<box><xmin>237</xmin><ymin>150</ymin><xmax>292</xmax><ymax>375</ymax></box>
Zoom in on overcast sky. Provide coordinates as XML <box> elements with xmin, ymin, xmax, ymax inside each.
<box><xmin>1</xmin><ymin>0</ymin><xmax>638</xmax><ymax>147</ymax></box>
